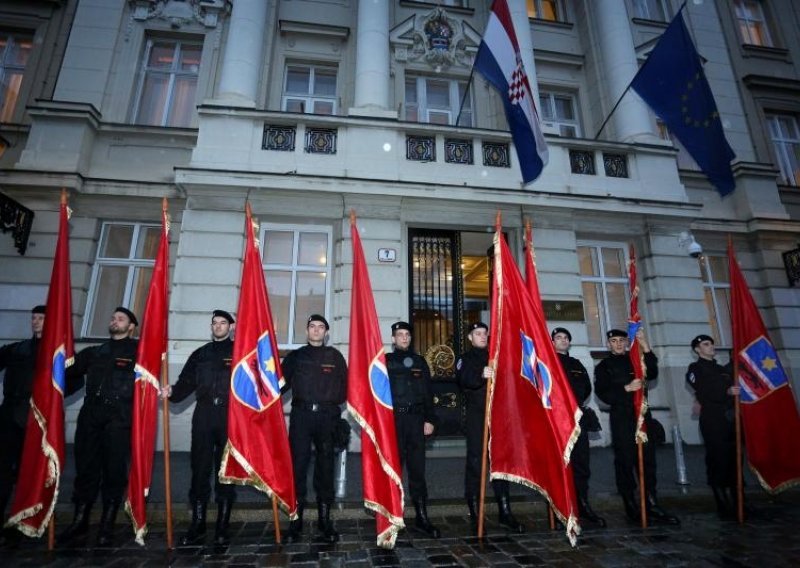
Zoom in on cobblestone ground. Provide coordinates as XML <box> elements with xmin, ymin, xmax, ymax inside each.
<box><xmin>2</xmin><ymin>491</ymin><xmax>798</xmax><ymax>567</ymax></box>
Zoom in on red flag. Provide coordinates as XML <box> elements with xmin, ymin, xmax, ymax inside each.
<box><xmin>729</xmin><ymin>242</ymin><xmax>800</xmax><ymax>492</ymax></box>
<box><xmin>490</xmin><ymin>222</ymin><xmax>579</xmax><ymax>545</ymax></box>
<box><xmin>347</xmin><ymin>214</ymin><xmax>404</xmax><ymax>548</ymax></box>
<box><xmin>6</xmin><ymin>191</ymin><xmax>74</xmax><ymax>537</ymax></box>
<box><xmin>124</xmin><ymin>200</ymin><xmax>170</xmax><ymax>544</ymax></box>
<box><xmin>627</xmin><ymin>245</ymin><xmax>648</xmax><ymax>443</ymax></box>
<box><xmin>219</xmin><ymin>203</ymin><xmax>297</xmax><ymax>518</ymax></box>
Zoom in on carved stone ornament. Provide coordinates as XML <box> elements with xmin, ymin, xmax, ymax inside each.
<box><xmin>390</xmin><ymin>8</ymin><xmax>481</xmax><ymax>71</ymax></box>
<box><xmin>129</xmin><ymin>0</ymin><xmax>231</xmax><ymax>29</ymax></box>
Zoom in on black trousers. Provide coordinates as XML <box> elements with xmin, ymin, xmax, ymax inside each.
<box><xmin>700</xmin><ymin>410</ymin><xmax>736</xmax><ymax>488</ymax></box>
<box><xmin>610</xmin><ymin>413</ymin><xmax>656</xmax><ymax>495</ymax></box>
<box><xmin>394</xmin><ymin>412</ymin><xmax>428</xmax><ymax>501</ymax></box>
<box><xmin>463</xmin><ymin>403</ymin><xmax>508</xmax><ymax>500</ymax></box>
<box><xmin>0</xmin><ymin>413</ymin><xmax>25</xmax><ymax>517</ymax></box>
<box><xmin>72</xmin><ymin>403</ymin><xmax>131</xmax><ymax>504</ymax></box>
<box><xmin>572</xmin><ymin>429</ymin><xmax>591</xmax><ymax>499</ymax></box>
<box><xmin>289</xmin><ymin>407</ymin><xmax>337</xmax><ymax>505</ymax></box>
<box><xmin>189</xmin><ymin>404</ymin><xmax>235</xmax><ymax>504</ymax></box>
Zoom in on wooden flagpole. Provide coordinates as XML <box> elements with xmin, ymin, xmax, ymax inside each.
<box><xmin>160</xmin><ymin>198</ymin><xmax>174</xmax><ymax>549</ymax></box>
<box><xmin>637</xmin><ymin>440</ymin><xmax>647</xmax><ymax>528</ymax></box>
<box><xmin>272</xmin><ymin>496</ymin><xmax>281</xmax><ymax>543</ymax></box>
<box><xmin>730</xmin><ymin>236</ymin><xmax>744</xmax><ymax>524</ymax></box>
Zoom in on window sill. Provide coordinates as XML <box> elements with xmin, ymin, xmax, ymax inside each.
<box><xmin>528</xmin><ymin>18</ymin><xmax>573</xmax><ymax>30</ymax></box>
<box><xmin>741</xmin><ymin>43</ymin><xmax>791</xmax><ymax>62</ymax></box>
<box><xmin>631</xmin><ymin>17</ymin><xmax>669</xmax><ymax>29</ymax></box>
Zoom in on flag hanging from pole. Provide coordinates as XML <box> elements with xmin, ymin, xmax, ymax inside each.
<box><xmin>489</xmin><ymin>219</ymin><xmax>579</xmax><ymax>545</ymax></box>
<box><xmin>347</xmin><ymin>214</ymin><xmax>404</xmax><ymax>549</ymax></box>
<box><xmin>728</xmin><ymin>242</ymin><xmax>800</xmax><ymax>492</ymax></box>
<box><xmin>6</xmin><ymin>191</ymin><xmax>74</xmax><ymax>538</ymax></box>
<box><xmin>626</xmin><ymin>245</ymin><xmax>649</xmax><ymax>443</ymax></box>
<box><xmin>125</xmin><ymin>200</ymin><xmax>170</xmax><ymax>545</ymax></box>
<box><xmin>474</xmin><ymin>0</ymin><xmax>548</xmax><ymax>184</ymax></box>
<box><xmin>219</xmin><ymin>203</ymin><xmax>297</xmax><ymax>518</ymax></box>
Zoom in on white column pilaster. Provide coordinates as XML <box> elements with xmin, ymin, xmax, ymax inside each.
<box><xmin>350</xmin><ymin>0</ymin><xmax>394</xmax><ymax>118</ymax></box>
<box><xmin>216</xmin><ymin>0</ymin><xmax>268</xmax><ymax>106</ymax></box>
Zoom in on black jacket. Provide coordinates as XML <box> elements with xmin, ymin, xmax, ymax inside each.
<box><xmin>0</xmin><ymin>336</ymin><xmax>39</xmax><ymax>427</ymax></box>
<box><xmin>66</xmin><ymin>337</ymin><xmax>138</xmax><ymax>414</ymax></box>
<box><xmin>171</xmin><ymin>338</ymin><xmax>233</xmax><ymax>405</ymax></box>
<box><xmin>281</xmin><ymin>344</ymin><xmax>347</xmax><ymax>405</ymax></box>
<box><xmin>386</xmin><ymin>348</ymin><xmax>436</xmax><ymax>424</ymax></box>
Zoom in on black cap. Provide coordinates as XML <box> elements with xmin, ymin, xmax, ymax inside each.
<box><xmin>307</xmin><ymin>314</ymin><xmax>329</xmax><ymax>330</ymax></box>
<box><xmin>31</xmin><ymin>305</ymin><xmax>46</xmax><ymax>315</ymax></box>
<box><xmin>391</xmin><ymin>321</ymin><xmax>412</xmax><ymax>334</ymax></box>
<box><xmin>468</xmin><ymin>322</ymin><xmax>488</xmax><ymax>333</ymax></box>
<box><xmin>691</xmin><ymin>334</ymin><xmax>714</xmax><ymax>350</ymax></box>
<box><xmin>551</xmin><ymin>327</ymin><xmax>572</xmax><ymax>342</ymax></box>
<box><xmin>114</xmin><ymin>307</ymin><xmax>138</xmax><ymax>327</ymax></box>
<box><xmin>606</xmin><ymin>329</ymin><xmax>627</xmax><ymax>339</ymax></box>
<box><xmin>212</xmin><ymin>309</ymin><xmax>235</xmax><ymax>324</ymax></box>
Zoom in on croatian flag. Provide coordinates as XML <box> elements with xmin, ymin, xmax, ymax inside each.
<box><xmin>475</xmin><ymin>0</ymin><xmax>548</xmax><ymax>184</ymax></box>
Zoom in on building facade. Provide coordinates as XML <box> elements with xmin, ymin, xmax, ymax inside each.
<box><xmin>1</xmin><ymin>0</ymin><xmax>798</xmax><ymax>451</ymax></box>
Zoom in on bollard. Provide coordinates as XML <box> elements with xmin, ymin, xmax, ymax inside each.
<box><xmin>335</xmin><ymin>450</ymin><xmax>347</xmax><ymax>499</ymax></box>
<box><xmin>672</xmin><ymin>423</ymin><xmax>690</xmax><ymax>486</ymax></box>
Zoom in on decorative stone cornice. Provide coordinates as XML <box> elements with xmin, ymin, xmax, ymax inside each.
<box><xmin>129</xmin><ymin>0</ymin><xmax>231</xmax><ymax>29</ymax></box>
<box><xmin>390</xmin><ymin>7</ymin><xmax>481</xmax><ymax>70</ymax></box>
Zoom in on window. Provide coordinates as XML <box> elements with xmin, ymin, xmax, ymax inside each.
<box><xmin>133</xmin><ymin>38</ymin><xmax>202</xmax><ymax>127</ymax></box>
<box><xmin>261</xmin><ymin>224</ymin><xmax>332</xmax><ymax>347</ymax></box>
<box><xmin>734</xmin><ymin>0</ymin><xmax>774</xmax><ymax>47</ymax></box>
<box><xmin>539</xmin><ymin>91</ymin><xmax>580</xmax><ymax>137</ymax></box>
<box><xmin>282</xmin><ymin>64</ymin><xmax>338</xmax><ymax>115</ymax></box>
<box><xmin>83</xmin><ymin>223</ymin><xmax>160</xmax><ymax>338</ymax></box>
<box><xmin>0</xmin><ymin>32</ymin><xmax>33</xmax><ymax>123</ymax></box>
<box><xmin>699</xmin><ymin>255</ymin><xmax>731</xmax><ymax>347</ymax></box>
<box><xmin>578</xmin><ymin>243</ymin><xmax>630</xmax><ymax>347</ymax></box>
<box><xmin>527</xmin><ymin>0</ymin><xmax>564</xmax><ymax>21</ymax></box>
<box><xmin>631</xmin><ymin>0</ymin><xmax>670</xmax><ymax>21</ymax></box>
<box><xmin>766</xmin><ymin>114</ymin><xmax>800</xmax><ymax>186</ymax></box>
<box><xmin>405</xmin><ymin>76</ymin><xmax>473</xmax><ymax>127</ymax></box>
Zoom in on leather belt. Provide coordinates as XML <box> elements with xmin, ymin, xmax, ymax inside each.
<box><xmin>293</xmin><ymin>400</ymin><xmax>339</xmax><ymax>412</ymax></box>
<box><xmin>394</xmin><ymin>403</ymin><xmax>424</xmax><ymax>415</ymax></box>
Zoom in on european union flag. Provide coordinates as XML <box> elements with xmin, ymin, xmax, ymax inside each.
<box><xmin>631</xmin><ymin>10</ymin><xmax>736</xmax><ymax>196</ymax></box>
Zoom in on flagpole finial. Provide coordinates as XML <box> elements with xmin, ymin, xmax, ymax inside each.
<box><xmin>245</xmin><ymin>201</ymin><xmax>252</xmax><ymax>218</ymax></box>
<box><xmin>349</xmin><ymin>209</ymin><xmax>356</xmax><ymax>227</ymax></box>
<box><xmin>495</xmin><ymin>211</ymin><xmax>501</xmax><ymax>231</ymax></box>
<box><xmin>60</xmin><ymin>188</ymin><xmax>67</xmax><ymax>205</ymax></box>
<box><xmin>161</xmin><ymin>197</ymin><xmax>168</xmax><ymax>213</ymax></box>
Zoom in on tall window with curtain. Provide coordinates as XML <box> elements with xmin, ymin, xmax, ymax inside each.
<box><xmin>699</xmin><ymin>255</ymin><xmax>731</xmax><ymax>347</ymax></box>
<box><xmin>0</xmin><ymin>31</ymin><xmax>33</xmax><ymax>123</ymax></box>
<box><xmin>766</xmin><ymin>113</ymin><xmax>800</xmax><ymax>186</ymax></box>
<box><xmin>578</xmin><ymin>243</ymin><xmax>630</xmax><ymax>347</ymax></box>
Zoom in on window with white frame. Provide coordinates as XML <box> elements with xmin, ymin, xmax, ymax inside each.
<box><xmin>631</xmin><ymin>0</ymin><xmax>670</xmax><ymax>21</ymax></box>
<box><xmin>578</xmin><ymin>243</ymin><xmax>630</xmax><ymax>347</ymax></box>
<box><xmin>132</xmin><ymin>38</ymin><xmax>202</xmax><ymax>127</ymax></box>
<box><xmin>261</xmin><ymin>224</ymin><xmax>332</xmax><ymax>347</ymax></box>
<box><xmin>527</xmin><ymin>0</ymin><xmax>565</xmax><ymax>21</ymax></box>
<box><xmin>83</xmin><ymin>223</ymin><xmax>160</xmax><ymax>338</ymax></box>
<box><xmin>698</xmin><ymin>254</ymin><xmax>731</xmax><ymax>347</ymax></box>
<box><xmin>539</xmin><ymin>91</ymin><xmax>580</xmax><ymax>137</ymax></box>
<box><xmin>404</xmin><ymin>75</ymin><xmax>473</xmax><ymax>126</ymax></box>
<box><xmin>734</xmin><ymin>0</ymin><xmax>774</xmax><ymax>47</ymax></box>
<box><xmin>766</xmin><ymin>113</ymin><xmax>800</xmax><ymax>186</ymax></box>
<box><xmin>0</xmin><ymin>31</ymin><xmax>33</xmax><ymax>123</ymax></box>
<box><xmin>282</xmin><ymin>64</ymin><xmax>338</xmax><ymax>115</ymax></box>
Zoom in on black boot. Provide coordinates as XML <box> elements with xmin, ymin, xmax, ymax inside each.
<box><xmin>711</xmin><ymin>486</ymin><xmax>733</xmax><ymax>519</ymax></box>
<box><xmin>58</xmin><ymin>501</ymin><xmax>92</xmax><ymax>543</ymax></box>
<box><xmin>214</xmin><ymin>500</ymin><xmax>233</xmax><ymax>546</ymax></box>
<box><xmin>621</xmin><ymin>493</ymin><xmax>640</xmax><ymax>524</ymax></box>
<box><xmin>96</xmin><ymin>500</ymin><xmax>120</xmax><ymax>546</ymax></box>
<box><xmin>465</xmin><ymin>496</ymin><xmax>478</xmax><ymax>527</ymax></box>
<box><xmin>180</xmin><ymin>500</ymin><xmax>207</xmax><ymax>546</ymax></box>
<box><xmin>646</xmin><ymin>493</ymin><xmax>680</xmax><ymax>526</ymax></box>
<box><xmin>286</xmin><ymin>502</ymin><xmax>304</xmax><ymax>543</ymax></box>
<box><xmin>496</xmin><ymin>494</ymin><xmax>525</xmax><ymax>533</ymax></box>
<box><xmin>578</xmin><ymin>496</ymin><xmax>607</xmax><ymax>528</ymax></box>
<box><xmin>413</xmin><ymin>498</ymin><xmax>441</xmax><ymax>538</ymax></box>
<box><xmin>316</xmin><ymin>502</ymin><xmax>339</xmax><ymax>543</ymax></box>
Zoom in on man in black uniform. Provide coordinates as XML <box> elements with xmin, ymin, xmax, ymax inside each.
<box><xmin>386</xmin><ymin>321</ymin><xmax>440</xmax><ymax>538</ymax></box>
<box><xmin>60</xmin><ymin>307</ymin><xmax>139</xmax><ymax>546</ymax></box>
<box><xmin>551</xmin><ymin>327</ymin><xmax>606</xmax><ymax>528</ymax></box>
<box><xmin>0</xmin><ymin>305</ymin><xmax>45</xmax><ymax>540</ymax></box>
<box><xmin>163</xmin><ymin>310</ymin><xmax>236</xmax><ymax>545</ymax></box>
<box><xmin>594</xmin><ymin>328</ymin><xmax>678</xmax><ymax>526</ymax></box>
<box><xmin>457</xmin><ymin>322</ymin><xmax>524</xmax><ymax>533</ymax></box>
<box><xmin>686</xmin><ymin>334</ymin><xmax>739</xmax><ymax>518</ymax></box>
<box><xmin>282</xmin><ymin>314</ymin><xmax>347</xmax><ymax>543</ymax></box>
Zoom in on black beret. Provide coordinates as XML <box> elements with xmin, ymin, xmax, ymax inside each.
<box><xmin>551</xmin><ymin>327</ymin><xmax>572</xmax><ymax>341</ymax></box>
<box><xmin>607</xmin><ymin>328</ymin><xmax>627</xmax><ymax>339</ymax></box>
<box><xmin>691</xmin><ymin>334</ymin><xmax>714</xmax><ymax>350</ymax></box>
<box><xmin>115</xmin><ymin>307</ymin><xmax>138</xmax><ymax>327</ymax></box>
<box><xmin>468</xmin><ymin>322</ymin><xmax>488</xmax><ymax>333</ymax></box>
<box><xmin>31</xmin><ymin>305</ymin><xmax>46</xmax><ymax>315</ymax></box>
<box><xmin>307</xmin><ymin>314</ymin><xmax>329</xmax><ymax>330</ymax></box>
<box><xmin>391</xmin><ymin>321</ymin><xmax>412</xmax><ymax>334</ymax></box>
<box><xmin>212</xmin><ymin>310</ymin><xmax>235</xmax><ymax>324</ymax></box>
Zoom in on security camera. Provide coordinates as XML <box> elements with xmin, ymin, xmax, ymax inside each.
<box><xmin>688</xmin><ymin>240</ymin><xmax>703</xmax><ymax>258</ymax></box>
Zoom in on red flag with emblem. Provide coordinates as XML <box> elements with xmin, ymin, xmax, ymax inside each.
<box><xmin>627</xmin><ymin>245</ymin><xmax>649</xmax><ymax>443</ymax></box>
<box><xmin>7</xmin><ymin>190</ymin><xmax>74</xmax><ymax>538</ymax></box>
<box><xmin>219</xmin><ymin>203</ymin><xmax>296</xmax><ymax>518</ymax></box>
<box><xmin>124</xmin><ymin>199</ymin><xmax>170</xmax><ymax>544</ymax></box>
<box><xmin>729</xmin><ymin>242</ymin><xmax>800</xmax><ymax>492</ymax></box>
<box><xmin>489</xmin><ymin>220</ymin><xmax>579</xmax><ymax>545</ymax></box>
<box><xmin>347</xmin><ymin>213</ymin><xmax>404</xmax><ymax>548</ymax></box>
